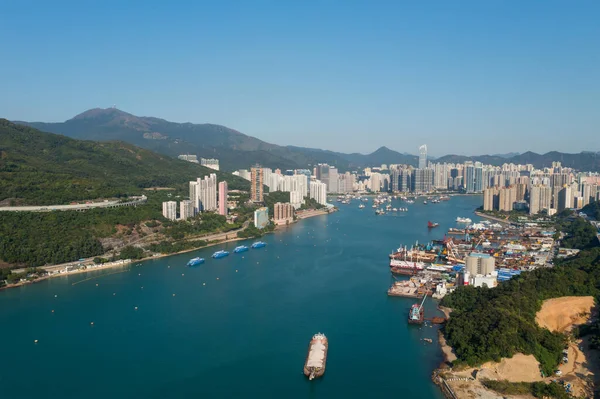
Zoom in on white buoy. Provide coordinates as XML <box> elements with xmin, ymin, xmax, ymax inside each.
<box><xmin>236</xmin><ymin>270</ymin><xmax>238</xmax><ymax>272</ymax></box>
<box><xmin>168</xmin><ymin>266</ymin><xmax>170</xmax><ymax>268</ymax></box>
<box><xmin>182</xmin><ymin>273</ymin><xmax>184</xmax><ymax>276</ymax></box>
<box><xmin>172</xmin><ymin>294</ymin><xmax>176</xmax><ymax>297</ymax></box>
<box><xmin>51</xmin><ymin>310</ymin><xmax>54</xmax><ymax>313</ymax></box>
<box><xmin>216</xmin><ymin>278</ymin><xmax>219</xmax><ymax>280</ymax></box>
<box><xmin>90</xmin><ymin>322</ymin><xmax>94</xmax><ymax>326</ymax></box>
<box><xmin>113</xmin><ymin>293</ymin><xmax>116</xmax><ymax>296</ymax></box>
<box><xmin>34</xmin><ymin>339</ymin><xmax>38</xmax><ymax>344</ymax></box>
<box><xmin>141</xmin><ymin>286</ymin><xmax>143</xmax><ymax>289</ymax></box>
<box><xmin>54</xmin><ymin>295</ymin><xmax>57</xmax><ymax>298</ymax></box>
<box><xmin>138</xmin><ymin>273</ymin><xmax>141</xmax><ymax>276</ymax></box>
<box><xmin>203</xmin><ymin>283</ymin><xmax>206</xmax><ymax>286</ymax></box>
<box><xmin>134</xmin><ymin>306</ymin><xmax>138</xmax><ymax>310</ymax></box>
<box><xmin>96</xmin><ymin>283</ymin><xmax>99</xmax><ymax>287</ymax></box>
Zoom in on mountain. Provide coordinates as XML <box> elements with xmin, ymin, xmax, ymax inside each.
<box><xmin>15</xmin><ymin>108</ymin><xmax>600</xmax><ymax>172</ymax></box>
<box><xmin>17</xmin><ymin>108</ymin><xmax>419</xmax><ymax>171</ymax></box>
<box><xmin>0</xmin><ymin>119</ymin><xmax>249</xmax><ymax>206</ymax></box>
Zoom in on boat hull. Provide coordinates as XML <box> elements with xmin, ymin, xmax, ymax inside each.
<box><xmin>303</xmin><ymin>336</ymin><xmax>328</xmax><ymax>380</ymax></box>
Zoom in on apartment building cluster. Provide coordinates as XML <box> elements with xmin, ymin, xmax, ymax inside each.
<box><xmin>234</xmin><ymin>166</ymin><xmax>332</xmax><ymax>207</ymax></box>
<box><xmin>176</xmin><ymin>155</ymin><xmax>220</xmax><ymax>171</ymax></box>
<box><xmin>161</xmin><ymin>173</ymin><xmax>229</xmax><ymax>221</ymax></box>
<box><xmin>481</xmin><ymin>162</ymin><xmax>600</xmax><ymax>215</ymax></box>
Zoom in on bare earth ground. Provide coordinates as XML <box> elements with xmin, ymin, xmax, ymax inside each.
<box><xmin>535</xmin><ymin>296</ymin><xmax>594</xmax><ymax>333</ymax></box>
<box><xmin>441</xmin><ymin>296</ymin><xmax>597</xmax><ymax>399</ymax></box>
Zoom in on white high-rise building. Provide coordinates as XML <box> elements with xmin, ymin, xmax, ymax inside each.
<box><xmin>433</xmin><ymin>163</ymin><xmax>449</xmax><ymax>190</ymax></box>
<box><xmin>309</xmin><ymin>180</ymin><xmax>327</xmax><ymax>205</ymax></box>
<box><xmin>290</xmin><ymin>190</ymin><xmax>304</xmax><ymax>209</ymax></box>
<box><xmin>180</xmin><ymin>200</ymin><xmax>194</xmax><ymax>220</ymax></box>
<box><xmin>370</xmin><ymin>173</ymin><xmax>382</xmax><ymax>192</ymax></box>
<box><xmin>189</xmin><ymin>173</ymin><xmax>217</xmax><ymax>213</ymax></box>
<box><xmin>418</xmin><ymin>144</ymin><xmax>428</xmax><ymax>169</ymax></box>
<box><xmin>162</xmin><ymin>201</ymin><xmax>177</xmax><ymax>221</ymax></box>
<box><xmin>200</xmin><ymin>158</ymin><xmax>219</xmax><ymax>171</ymax></box>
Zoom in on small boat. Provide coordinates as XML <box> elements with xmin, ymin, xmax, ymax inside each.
<box><xmin>427</xmin><ymin>221</ymin><xmax>439</xmax><ymax>228</ymax></box>
<box><xmin>456</xmin><ymin>217</ymin><xmax>472</xmax><ymax>223</ymax></box>
<box><xmin>186</xmin><ymin>257</ymin><xmax>204</xmax><ymax>267</ymax></box>
<box><xmin>358</xmin><ymin>204</ymin><xmax>365</xmax><ymax>209</ymax></box>
<box><xmin>304</xmin><ymin>333</ymin><xmax>328</xmax><ymax>380</ymax></box>
<box><xmin>392</xmin><ymin>208</ymin><xmax>398</xmax><ymax>212</ymax></box>
<box><xmin>251</xmin><ymin>241</ymin><xmax>266</xmax><ymax>249</ymax></box>
<box><xmin>234</xmin><ymin>245</ymin><xmax>249</xmax><ymax>253</ymax></box>
<box><xmin>375</xmin><ymin>209</ymin><xmax>385</xmax><ymax>215</ymax></box>
<box><xmin>212</xmin><ymin>250</ymin><xmax>229</xmax><ymax>259</ymax></box>
<box><xmin>423</xmin><ymin>200</ymin><xmax>428</xmax><ymax>205</ymax></box>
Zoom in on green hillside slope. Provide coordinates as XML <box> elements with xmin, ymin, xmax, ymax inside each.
<box><xmin>0</xmin><ymin>119</ymin><xmax>248</xmax><ymax>205</ymax></box>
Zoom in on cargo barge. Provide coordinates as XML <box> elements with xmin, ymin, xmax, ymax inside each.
<box><xmin>304</xmin><ymin>333</ymin><xmax>328</xmax><ymax>380</ymax></box>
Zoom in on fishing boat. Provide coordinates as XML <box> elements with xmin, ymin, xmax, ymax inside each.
<box><xmin>233</xmin><ymin>245</ymin><xmax>249</xmax><ymax>253</ymax></box>
<box><xmin>251</xmin><ymin>241</ymin><xmax>266</xmax><ymax>249</ymax></box>
<box><xmin>212</xmin><ymin>250</ymin><xmax>229</xmax><ymax>259</ymax></box>
<box><xmin>304</xmin><ymin>333</ymin><xmax>328</xmax><ymax>380</ymax></box>
<box><xmin>427</xmin><ymin>221</ymin><xmax>439</xmax><ymax>228</ymax></box>
<box><xmin>186</xmin><ymin>257</ymin><xmax>204</xmax><ymax>267</ymax></box>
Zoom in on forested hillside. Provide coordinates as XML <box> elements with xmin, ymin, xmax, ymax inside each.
<box><xmin>0</xmin><ymin>119</ymin><xmax>248</xmax><ymax>205</ymax></box>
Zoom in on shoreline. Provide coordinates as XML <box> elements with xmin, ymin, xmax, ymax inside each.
<box><xmin>0</xmin><ymin>208</ymin><xmax>334</xmax><ymax>291</ymax></box>
<box><xmin>474</xmin><ymin>211</ymin><xmax>511</xmax><ymax>224</ymax></box>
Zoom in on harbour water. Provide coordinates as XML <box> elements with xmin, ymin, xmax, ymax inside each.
<box><xmin>0</xmin><ymin>195</ymin><xmax>482</xmax><ymax>399</ymax></box>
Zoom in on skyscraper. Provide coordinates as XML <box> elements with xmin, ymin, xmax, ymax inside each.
<box><xmin>218</xmin><ymin>181</ymin><xmax>228</xmax><ymax>216</ymax></box>
<box><xmin>474</xmin><ymin>162</ymin><xmax>483</xmax><ymax>192</ymax></box>
<box><xmin>309</xmin><ymin>180</ymin><xmax>327</xmax><ymax>205</ymax></box>
<box><xmin>189</xmin><ymin>173</ymin><xmax>217</xmax><ymax>213</ymax></box>
<box><xmin>483</xmin><ymin>187</ymin><xmax>499</xmax><ymax>211</ymax></box>
<box><xmin>411</xmin><ymin>169</ymin><xmax>433</xmax><ymax>193</ymax></box>
<box><xmin>251</xmin><ymin>166</ymin><xmax>264</xmax><ymax>202</ymax></box>
<box><xmin>464</xmin><ymin>162</ymin><xmax>475</xmax><ymax>193</ymax></box>
<box><xmin>328</xmin><ymin>166</ymin><xmax>339</xmax><ymax>193</ymax></box>
<box><xmin>179</xmin><ymin>200</ymin><xmax>194</xmax><ymax>220</ymax></box>
<box><xmin>557</xmin><ymin>186</ymin><xmax>573</xmax><ymax>212</ymax></box>
<box><xmin>529</xmin><ymin>185</ymin><xmax>552</xmax><ymax>215</ymax></box>
<box><xmin>162</xmin><ymin>201</ymin><xmax>177</xmax><ymax>221</ymax></box>
<box><xmin>418</xmin><ymin>145</ymin><xmax>427</xmax><ymax>169</ymax></box>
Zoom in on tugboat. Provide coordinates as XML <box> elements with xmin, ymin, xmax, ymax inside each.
<box><xmin>233</xmin><ymin>245</ymin><xmax>249</xmax><ymax>253</ymax></box>
<box><xmin>304</xmin><ymin>333</ymin><xmax>328</xmax><ymax>380</ymax></box>
<box><xmin>212</xmin><ymin>250</ymin><xmax>229</xmax><ymax>259</ymax></box>
<box><xmin>251</xmin><ymin>241</ymin><xmax>266</xmax><ymax>249</ymax></box>
<box><xmin>427</xmin><ymin>221</ymin><xmax>439</xmax><ymax>229</ymax></box>
<box><xmin>186</xmin><ymin>257</ymin><xmax>204</xmax><ymax>267</ymax></box>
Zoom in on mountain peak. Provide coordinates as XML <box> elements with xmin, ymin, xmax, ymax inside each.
<box><xmin>70</xmin><ymin>107</ymin><xmax>133</xmax><ymax>121</ymax></box>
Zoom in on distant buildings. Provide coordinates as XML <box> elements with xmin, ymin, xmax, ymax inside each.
<box><xmin>200</xmin><ymin>158</ymin><xmax>219</xmax><ymax>171</ymax></box>
<box><xmin>254</xmin><ymin>207</ymin><xmax>269</xmax><ymax>229</ymax></box>
<box><xmin>251</xmin><ymin>166</ymin><xmax>264</xmax><ymax>202</ymax></box>
<box><xmin>178</xmin><ymin>154</ymin><xmax>199</xmax><ymax>163</ymax></box>
<box><xmin>273</xmin><ymin>202</ymin><xmax>294</xmax><ymax>225</ymax></box>
<box><xmin>189</xmin><ymin>173</ymin><xmax>217</xmax><ymax>213</ymax></box>
<box><xmin>162</xmin><ymin>201</ymin><xmax>177</xmax><ymax>221</ymax></box>
<box><xmin>218</xmin><ymin>181</ymin><xmax>228</xmax><ymax>216</ymax></box>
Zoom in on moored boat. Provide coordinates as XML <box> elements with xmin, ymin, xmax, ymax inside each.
<box><xmin>212</xmin><ymin>250</ymin><xmax>229</xmax><ymax>259</ymax></box>
<box><xmin>186</xmin><ymin>257</ymin><xmax>204</xmax><ymax>267</ymax></box>
<box><xmin>251</xmin><ymin>241</ymin><xmax>266</xmax><ymax>249</ymax></box>
<box><xmin>233</xmin><ymin>245</ymin><xmax>249</xmax><ymax>253</ymax></box>
<box><xmin>427</xmin><ymin>221</ymin><xmax>439</xmax><ymax>228</ymax></box>
<box><xmin>304</xmin><ymin>333</ymin><xmax>328</xmax><ymax>380</ymax></box>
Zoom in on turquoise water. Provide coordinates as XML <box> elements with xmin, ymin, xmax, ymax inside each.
<box><xmin>0</xmin><ymin>195</ymin><xmax>482</xmax><ymax>399</ymax></box>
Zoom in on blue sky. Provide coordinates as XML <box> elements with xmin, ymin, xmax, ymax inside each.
<box><xmin>1</xmin><ymin>1</ymin><xmax>598</xmax><ymax>156</ymax></box>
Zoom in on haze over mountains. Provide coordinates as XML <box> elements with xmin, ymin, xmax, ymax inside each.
<box><xmin>16</xmin><ymin>108</ymin><xmax>600</xmax><ymax>172</ymax></box>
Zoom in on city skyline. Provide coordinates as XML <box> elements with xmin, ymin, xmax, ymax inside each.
<box><xmin>1</xmin><ymin>1</ymin><xmax>599</xmax><ymax>155</ymax></box>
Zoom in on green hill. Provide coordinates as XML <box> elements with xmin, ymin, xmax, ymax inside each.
<box><xmin>0</xmin><ymin>119</ymin><xmax>249</xmax><ymax>205</ymax></box>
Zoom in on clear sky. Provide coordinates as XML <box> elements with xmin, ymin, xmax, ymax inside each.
<box><xmin>1</xmin><ymin>1</ymin><xmax>598</xmax><ymax>156</ymax></box>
